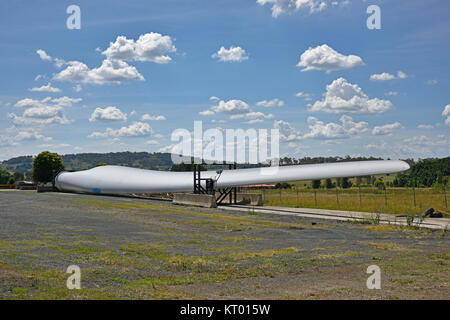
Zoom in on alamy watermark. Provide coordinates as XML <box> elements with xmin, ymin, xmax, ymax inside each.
<box><xmin>66</xmin><ymin>5</ymin><xmax>81</xmax><ymax>30</ymax></box>
<box><xmin>66</xmin><ymin>265</ymin><xmax>81</xmax><ymax>290</ymax></box>
<box><xmin>366</xmin><ymin>265</ymin><xmax>381</xmax><ymax>290</ymax></box>
<box><xmin>169</xmin><ymin>121</ymin><xmax>280</xmax><ymax>170</ymax></box>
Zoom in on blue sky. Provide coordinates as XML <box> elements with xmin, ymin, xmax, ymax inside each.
<box><xmin>0</xmin><ymin>0</ymin><xmax>449</xmax><ymax>161</ymax></box>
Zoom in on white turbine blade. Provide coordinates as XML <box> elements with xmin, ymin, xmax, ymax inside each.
<box><xmin>55</xmin><ymin>160</ymin><xmax>409</xmax><ymax>194</ymax></box>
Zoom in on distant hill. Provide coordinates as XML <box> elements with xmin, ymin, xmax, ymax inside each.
<box><xmin>0</xmin><ymin>152</ymin><xmax>174</xmax><ymax>173</ymax></box>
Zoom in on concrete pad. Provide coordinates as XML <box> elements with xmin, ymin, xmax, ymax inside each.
<box><xmin>225</xmin><ymin>205</ymin><xmax>450</xmax><ymax>230</ymax></box>
<box><xmin>173</xmin><ymin>193</ymin><xmax>217</xmax><ymax>208</ymax></box>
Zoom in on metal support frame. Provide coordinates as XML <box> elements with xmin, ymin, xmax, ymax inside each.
<box><xmin>192</xmin><ymin>162</ymin><xmax>238</xmax><ymax>205</ymax></box>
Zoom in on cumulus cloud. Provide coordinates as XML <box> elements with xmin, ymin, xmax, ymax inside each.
<box><xmin>53</xmin><ymin>59</ymin><xmax>144</xmax><ymax>85</ymax></box>
<box><xmin>9</xmin><ymin>96</ymin><xmax>81</xmax><ymax>126</ymax></box>
<box><xmin>371</xmin><ymin>122</ymin><xmax>402</xmax><ymax>136</ymax></box>
<box><xmin>209</xmin><ymin>96</ymin><xmax>220</xmax><ymax>101</ymax></box>
<box><xmin>89</xmin><ymin>106</ymin><xmax>127</xmax><ymax>122</ymax></box>
<box><xmin>257</xmin><ymin>0</ymin><xmax>329</xmax><ymax>17</ymax></box>
<box><xmin>36</xmin><ymin>49</ymin><xmax>65</xmax><ymax>67</ymax></box>
<box><xmin>212</xmin><ymin>46</ymin><xmax>249</xmax><ymax>62</ymax></box>
<box><xmin>297</xmin><ymin>44</ymin><xmax>364</xmax><ymax>73</ymax></box>
<box><xmin>274</xmin><ymin>120</ymin><xmax>302</xmax><ymax>141</ymax></box>
<box><xmin>199</xmin><ymin>110</ymin><xmax>215</xmax><ymax>116</ymax></box>
<box><xmin>141</xmin><ymin>114</ymin><xmax>166</xmax><ymax>121</ymax></box>
<box><xmin>36</xmin><ymin>49</ymin><xmax>52</xmax><ymax>61</ymax></box>
<box><xmin>417</xmin><ymin>124</ymin><xmax>434</xmax><ymax>129</ymax></box>
<box><xmin>310</xmin><ymin>78</ymin><xmax>393</xmax><ymax>114</ymax></box>
<box><xmin>29</xmin><ymin>82</ymin><xmax>61</xmax><ymax>93</ymax></box>
<box><xmin>211</xmin><ymin>99</ymin><xmax>250</xmax><ymax>114</ymax></box>
<box><xmin>89</xmin><ymin>121</ymin><xmax>152</xmax><ymax>138</ymax></box>
<box><xmin>230</xmin><ymin>111</ymin><xmax>274</xmax><ymax>121</ymax></box>
<box><xmin>370</xmin><ymin>71</ymin><xmax>408</xmax><ymax>81</ymax></box>
<box><xmin>303</xmin><ymin>115</ymin><xmax>369</xmax><ymax>139</ymax></box>
<box><xmin>256</xmin><ymin>98</ymin><xmax>284</xmax><ymax>107</ymax></box>
<box><xmin>102</xmin><ymin>33</ymin><xmax>176</xmax><ymax>63</ymax></box>
<box><xmin>443</xmin><ymin>104</ymin><xmax>450</xmax><ymax>125</ymax></box>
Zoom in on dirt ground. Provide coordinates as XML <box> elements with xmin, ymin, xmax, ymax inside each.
<box><xmin>0</xmin><ymin>190</ymin><xmax>448</xmax><ymax>299</ymax></box>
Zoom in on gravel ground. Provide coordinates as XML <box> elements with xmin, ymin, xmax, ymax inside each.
<box><xmin>0</xmin><ymin>190</ymin><xmax>448</xmax><ymax>299</ymax></box>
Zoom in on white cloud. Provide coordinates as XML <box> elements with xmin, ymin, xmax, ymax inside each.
<box><xmin>209</xmin><ymin>96</ymin><xmax>220</xmax><ymax>101</ymax></box>
<box><xmin>385</xmin><ymin>91</ymin><xmax>399</xmax><ymax>96</ymax></box>
<box><xmin>397</xmin><ymin>71</ymin><xmax>408</xmax><ymax>79</ymax></box>
<box><xmin>89</xmin><ymin>121</ymin><xmax>152</xmax><ymax>138</ymax></box>
<box><xmin>49</xmin><ymin>96</ymin><xmax>82</xmax><ymax>107</ymax></box>
<box><xmin>256</xmin><ymin>98</ymin><xmax>284</xmax><ymax>107</ymax></box>
<box><xmin>73</xmin><ymin>84</ymin><xmax>82</xmax><ymax>92</ymax></box>
<box><xmin>370</xmin><ymin>72</ymin><xmax>395</xmax><ymax>81</ymax></box>
<box><xmin>102</xmin><ymin>33</ymin><xmax>176</xmax><ymax>64</ymax></box>
<box><xmin>417</xmin><ymin>124</ymin><xmax>434</xmax><ymax>129</ymax></box>
<box><xmin>427</xmin><ymin>79</ymin><xmax>438</xmax><ymax>85</ymax></box>
<box><xmin>199</xmin><ymin>110</ymin><xmax>215</xmax><ymax>116</ymax></box>
<box><xmin>8</xmin><ymin>106</ymin><xmax>70</xmax><ymax>125</ymax></box>
<box><xmin>9</xmin><ymin>96</ymin><xmax>81</xmax><ymax>126</ymax></box>
<box><xmin>29</xmin><ymin>82</ymin><xmax>61</xmax><ymax>93</ymax></box>
<box><xmin>372</xmin><ymin>122</ymin><xmax>402</xmax><ymax>136</ymax></box>
<box><xmin>230</xmin><ymin>111</ymin><xmax>274</xmax><ymax>120</ymax></box>
<box><xmin>257</xmin><ymin>0</ymin><xmax>329</xmax><ymax>18</ymax></box>
<box><xmin>212</xmin><ymin>46</ymin><xmax>249</xmax><ymax>62</ymax></box>
<box><xmin>211</xmin><ymin>99</ymin><xmax>250</xmax><ymax>114</ymax></box>
<box><xmin>36</xmin><ymin>49</ymin><xmax>52</xmax><ymax>61</ymax></box>
<box><xmin>141</xmin><ymin>114</ymin><xmax>166</xmax><ymax>121</ymax></box>
<box><xmin>443</xmin><ymin>104</ymin><xmax>450</xmax><ymax>125</ymax></box>
<box><xmin>54</xmin><ymin>59</ymin><xmax>144</xmax><ymax>84</ymax></box>
<box><xmin>36</xmin><ymin>49</ymin><xmax>66</xmax><ymax>67</ymax></box>
<box><xmin>310</xmin><ymin>78</ymin><xmax>393</xmax><ymax>114</ymax></box>
<box><xmin>145</xmin><ymin>140</ymin><xmax>159</xmax><ymax>145</ymax></box>
<box><xmin>370</xmin><ymin>71</ymin><xmax>408</xmax><ymax>81</ymax></box>
<box><xmin>89</xmin><ymin>106</ymin><xmax>127</xmax><ymax>122</ymax></box>
<box><xmin>297</xmin><ymin>44</ymin><xmax>364</xmax><ymax>73</ymax></box>
<box><xmin>303</xmin><ymin>115</ymin><xmax>369</xmax><ymax>139</ymax></box>
<box><xmin>274</xmin><ymin>120</ymin><xmax>302</xmax><ymax>141</ymax></box>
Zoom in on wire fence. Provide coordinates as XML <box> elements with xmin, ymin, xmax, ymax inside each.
<box><xmin>240</xmin><ymin>186</ymin><xmax>448</xmax><ymax>215</ymax></box>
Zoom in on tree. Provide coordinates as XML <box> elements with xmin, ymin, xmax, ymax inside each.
<box><xmin>374</xmin><ymin>179</ymin><xmax>386</xmax><ymax>190</ymax></box>
<box><xmin>0</xmin><ymin>170</ymin><xmax>12</xmax><ymax>184</ymax></box>
<box><xmin>341</xmin><ymin>177</ymin><xmax>352</xmax><ymax>189</ymax></box>
<box><xmin>32</xmin><ymin>151</ymin><xmax>65</xmax><ymax>185</ymax></box>
<box><xmin>311</xmin><ymin>180</ymin><xmax>321</xmax><ymax>189</ymax></box>
<box><xmin>325</xmin><ymin>178</ymin><xmax>335</xmax><ymax>189</ymax></box>
<box><xmin>14</xmin><ymin>172</ymin><xmax>24</xmax><ymax>182</ymax></box>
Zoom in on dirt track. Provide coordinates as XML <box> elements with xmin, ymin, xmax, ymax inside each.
<box><xmin>0</xmin><ymin>190</ymin><xmax>448</xmax><ymax>299</ymax></box>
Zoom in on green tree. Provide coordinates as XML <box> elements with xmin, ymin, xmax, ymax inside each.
<box><xmin>311</xmin><ymin>179</ymin><xmax>321</xmax><ymax>189</ymax></box>
<box><xmin>14</xmin><ymin>172</ymin><xmax>24</xmax><ymax>182</ymax></box>
<box><xmin>374</xmin><ymin>179</ymin><xmax>386</xmax><ymax>190</ymax></box>
<box><xmin>32</xmin><ymin>151</ymin><xmax>65</xmax><ymax>185</ymax></box>
<box><xmin>0</xmin><ymin>170</ymin><xmax>12</xmax><ymax>184</ymax></box>
<box><xmin>325</xmin><ymin>178</ymin><xmax>335</xmax><ymax>189</ymax></box>
<box><xmin>341</xmin><ymin>177</ymin><xmax>352</xmax><ymax>189</ymax></box>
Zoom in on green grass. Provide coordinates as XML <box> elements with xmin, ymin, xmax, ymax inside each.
<box><xmin>254</xmin><ymin>186</ymin><xmax>448</xmax><ymax>215</ymax></box>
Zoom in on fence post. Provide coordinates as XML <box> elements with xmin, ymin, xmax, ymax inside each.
<box><xmin>412</xmin><ymin>186</ymin><xmax>416</xmax><ymax>208</ymax></box>
<box><xmin>314</xmin><ymin>191</ymin><xmax>317</xmax><ymax>206</ymax></box>
<box><xmin>444</xmin><ymin>184</ymin><xmax>448</xmax><ymax>209</ymax></box>
<box><xmin>279</xmin><ymin>188</ymin><xmax>282</xmax><ymax>202</ymax></box>
<box><xmin>336</xmin><ymin>188</ymin><xmax>339</xmax><ymax>206</ymax></box>
<box><xmin>359</xmin><ymin>186</ymin><xmax>362</xmax><ymax>207</ymax></box>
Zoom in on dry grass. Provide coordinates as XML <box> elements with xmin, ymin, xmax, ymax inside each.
<box><xmin>252</xmin><ymin>187</ymin><xmax>448</xmax><ymax>215</ymax></box>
